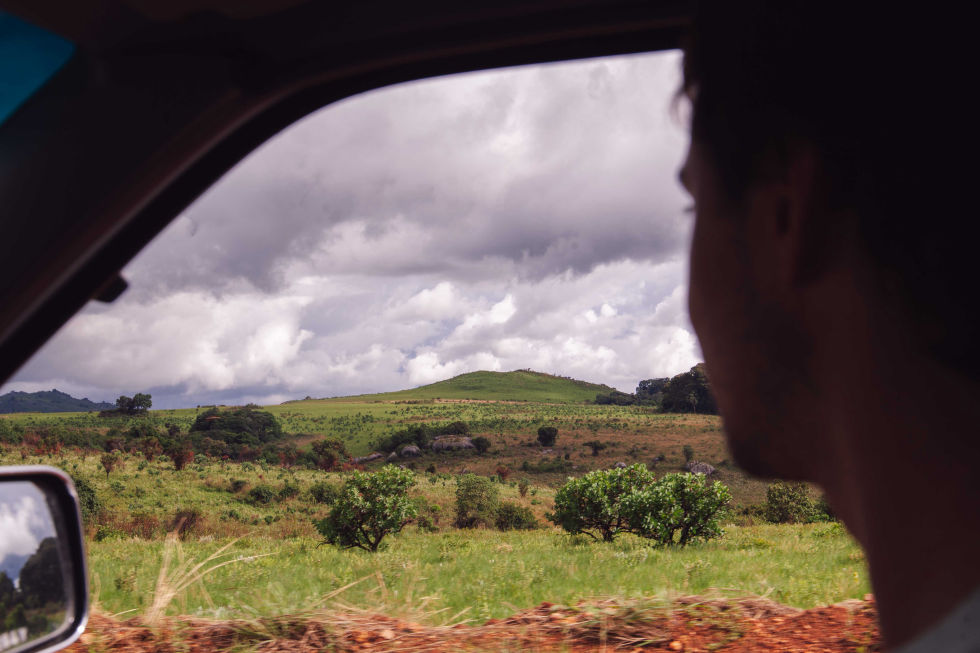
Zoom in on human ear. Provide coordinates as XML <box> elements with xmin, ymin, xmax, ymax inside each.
<box><xmin>749</xmin><ymin>145</ymin><xmax>826</xmax><ymax>292</ymax></box>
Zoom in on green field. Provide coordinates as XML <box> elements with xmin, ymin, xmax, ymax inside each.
<box><xmin>89</xmin><ymin>525</ymin><xmax>868</xmax><ymax>624</ymax></box>
<box><xmin>0</xmin><ymin>371</ymin><xmax>857</xmax><ymax>630</ymax></box>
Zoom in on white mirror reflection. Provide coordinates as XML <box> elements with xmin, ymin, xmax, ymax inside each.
<box><xmin>0</xmin><ymin>481</ymin><xmax>67</xmax><ymax>651</ymax></box>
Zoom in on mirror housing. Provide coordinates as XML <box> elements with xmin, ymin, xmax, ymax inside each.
<box><xmin>0</xmin><ymin>466</ymin><xmax>88</xmax><ymax>653</ymax></box>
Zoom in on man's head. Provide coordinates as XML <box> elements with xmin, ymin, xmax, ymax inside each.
<box><xmin>679</xmin><ymin>2</ymin><xmax>977</xmax><ymax>480</ymax></box>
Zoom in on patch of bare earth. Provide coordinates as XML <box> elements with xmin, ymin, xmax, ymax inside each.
<box><xmin>69</xmin><ymin>596</ymin><xmax>880</xmax><ymax>652</ymax></box>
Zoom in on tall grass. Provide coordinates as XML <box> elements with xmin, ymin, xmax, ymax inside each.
<box><xmin>90</xmin><ymin>524</ymin><xmax>868</xmax><ymax>624</ymax></box>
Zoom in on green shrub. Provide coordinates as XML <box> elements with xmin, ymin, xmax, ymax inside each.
<box><xmin>814</xmin><ymin>493</ymin><xmax>837</xmax><ymax>522</ymax></box>
<box><xmin>537</xmin><ymin>426</ymin><xmax>558</xmax><ymax>447</ymax></box>
<box><xmin>313</xmin><ymin>465</ymin><xmax>417</xmax><ymax>552</ymax></box>
<box><xmin>278</xmin><ymin>481</ymin><xmax>300</xmax><ymax>500</ymax></box>
<box><xmin>682</xmin><ymin>445</ymin><xmax>694</xmax><ymax>462</ymax></box>
<box><xmin>547</xmin><ymin>464</ymin><xmax>654</xmax><ymax>542</ymax></box>
<box><xmin>764</xmin><ymin>481</ymin><xmax>816</xmax><ymax>524</ymax></box>
<box><xmin>246</xmin><ymin>485</ymin><xmax>277</xmax><ymax>505</ymax></box>
<box><xmin>495</xmin><ymin>502</ymin><xmax>538</xmax><ymax>530</ymax></box>
<box><xmin>623</xmin><ymin>472</ymin><xmax>731</xmax><ymax>546</ymax></box>
<box><xmin>518</xmin><ymin>477</ymin><xmax>531</xmax><ymax>498</ymax></box>
<box><xmin>171</xmin><ymin>509</ymin><xmax>201</xmax><ymax>539</ymax></box>
<box><xmin>229</xmin><ymin>478</ymin><xmax>248</xmax><ymax>493</ymax></box>
<box><xmin>70</xmin><ymin>475</ymin><xmax>101</xmax><ymax>523</ymax></box>
<box><xmin>549</xmin><ymin>466</ymin><xmax>730</xmax><ymax>546</ymax></box>
<box><xmin>309</xmin><ymin>481</ymin><xmax>340</xmax><ymax>505</ymax></box>
<box><xmin>415</xmin><ymin>514</ymin><xmax>437</xmax><ymax>532</ymax></box>
<box><xmin>472</xmin><ymin>436</ymin><xmax>491</xmax><ymax>454</ymax></box>
<box><xmin>453</xmin><ymin>474</ymin><xmax>500</xmax><ymax>528</ymax></box>
<box><xmin>94</xmin><ymin>525</ymin><xmax>124</xmax><ymax>542</ymax></box>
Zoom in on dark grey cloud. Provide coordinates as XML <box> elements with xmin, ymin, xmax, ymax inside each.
<box><xmin>125</xmin><ymin>52</ymin><xmax>689</xmax><ymax>295</ymax></box>
<box><xmin>4</xmin><ymin>51</ymin><xmax>701</xmax><ymax>408</ymax></box>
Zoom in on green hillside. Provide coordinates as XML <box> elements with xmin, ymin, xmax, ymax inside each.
<box><xmin>0</xmin><ymin>389</ymin><xmax>114</xmax><ymax>414</ymax></box>
<box><xmin>312</xmin><ymin>370</ymin><xmax>616</xmax><ymax>404</ymax></box>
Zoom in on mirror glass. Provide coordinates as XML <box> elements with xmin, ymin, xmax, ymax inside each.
<box><xmin>0</xmin><ymin>481</ymin><xmax>68</xmax><ymax>652</ymax></box>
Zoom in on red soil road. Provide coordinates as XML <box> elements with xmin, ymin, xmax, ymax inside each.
<box><xmin>68</xmin><ymin>596</ymin><xmax>881</xmax><ymax>652</ymax></box>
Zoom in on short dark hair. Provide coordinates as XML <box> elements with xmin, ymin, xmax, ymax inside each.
<box><xmin>683</xmin><ymin>1</ymin><xmax>978</xmax><ymax>379</ymax></box>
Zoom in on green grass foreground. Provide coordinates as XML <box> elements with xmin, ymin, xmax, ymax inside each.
<box><xmin>89</xmin><ymin>524</ymin><xmax>869</xmax><ymax>624</ymax></box>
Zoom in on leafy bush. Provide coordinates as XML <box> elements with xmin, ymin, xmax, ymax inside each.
<box><xmin>623</xmin><ymin>472</ymin><xmax>731</xmax><ymax>546</ymax></box>
<box><xmin>309</xmin><ymin>438</ymin><xmax>347</xmax><ymax>470</ymax></box>
<box><xmin>814</xmin><ymin>493</ymin><xmax>837</xmax><ymax>522</ymax></box>
<box><xmin>190</xmin><ymin>405</ymin><xmax>283</xmax><ymax>443</ymax></box>
<box><xmin>453</xmin><ymin>474</ymin><xmax>500</xmax><ymax>528</ymax></box>
<box><xmin>309</xmin><ymin>481</ymin><xmax>340</xmax><ymax>505</ymax></box>
<box><xmin>495</xmin><ymin>502</ymin><xmax>538</xmax><ymax>530</ymax></box>
<box><xmin>764</xmin><ymin>481</ymin><xmax>816</xmax><ymax>523</ymax></box>
<box><xmin>549</xmin><ymin>466</ymin><xmax>730</xmax><ymax>546</ymax></box>
<box><xmin>682</xmin><ymin>445</ymin><xmax>694</xmax><ymax>463</ymax></box>
<box><xmin>313</xmin><ymin>465</ymin><xmax>417</xmax><ymax>552</ymax></box>
<box><xmin>100</xmin><ymin>452</ymin><xmax>120</xmax><ymax>478</ymax></box>
<box><xmin>170</xmin><ymin>509</ymin><xmax>201</xmax><ymax>539</ymax></box>
<box><xmin>472</xmin><ymin>436</ymin><xmax>491</xmax><ymax>454</ymax></box>
<box><xmin>278</xmin><ymin>481</ymin><xmax>300</xmax><ymax>500</ymax></box>
<box><xmin>536</xmin><ymin>426</ymin><xmax>558</xmax><ymax>447</ymax></box>
<box><xmin>547</xmin><ymin>464</ymin><xmax>655</xmax><ymax>542</ymax></box>
<box><xmin>441</xmin><ymin>421</ymin><xmax>470</xmax><ymax>436</ymax></box>
<box><xmin>70</xmin><ymin>475</ymin><xmax>101</xmax><ymax>523</ymax></box>
<box><xmin>518</xmin><ymin>477</ymin><xmax>531</xmax><ymax>498</ymax></box>
<box><xmin>246</xmin><ymin>484</ymin><xmax>277</xmax><ymax>505</ymax></box>
<box><xmin>229</xmin><ymin>478</ymin><xmax>248</xmax><ymax>493</ymax></box>
<box><xmin>94</xmin><ymin>525</ymin><xmax>125</xmax><ymax>542</ymax></box>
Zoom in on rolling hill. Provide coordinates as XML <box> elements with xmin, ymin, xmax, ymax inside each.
<box><xmin>304</xmin><ymin>370</ymin><xmax>617</xmax><ymax>404</ymax></box>
<box><xmin>0</xmin><ymin>389</ymin><xmax>114</xmax><ymax>413</ymax></box>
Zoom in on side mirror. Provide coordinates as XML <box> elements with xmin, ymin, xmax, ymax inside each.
<box><xmin>0</xmin><ymin>466</ymin><xmax>88</xmax><ymax>653</ymax></box>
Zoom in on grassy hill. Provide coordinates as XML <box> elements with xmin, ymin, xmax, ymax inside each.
<box><xmin>0</xmin><ymin>389</ymin><xmax>114</xmax><ymax>413</ymax></box>
<box><xmin>310</xmin><ymin>370</ymin><xmax>615</xmax><ymax>404</ymax></box>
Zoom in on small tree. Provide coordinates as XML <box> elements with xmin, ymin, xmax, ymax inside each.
<box><xmin>547</xmin><ymin>464</ymin><xmax>655</xmax><ymax>542</ymax></box>
<box><xmin>537</xmin><ymin>426</ymin><xmax>558</xmax><ymax>447</ymax></box>
<box><xmin>584</xmin><ymin>440</ymin><xmax>607</xmax><ymax>456</ymax></box>
<box><xmin>518</xmin><ymin>477</ymin><xmax>531</xmax><ymax>498</ymax></box>
<box><xmin>549</xmin><ymin>467</ymin><xmax>730</xmax><ymax>546</ymax></box>
<box><xmin>311</xmin><ymin>438</ymin><xmax>347</xmax><ymax>470</ymax></box>
<box><xmin>495</xmin><ymin>502</ymin><xmax>538</xmax><ymax>530</ymax></box>
<box><xmin>100</xmin><ymin>452</ymin><xmax>119</xmax><ymax>479</ymax></box>
<box><xmin>623</xmin><ymin>472</ymin><xmax>731</xmax><ymax>546</ymax></box>
<box><xmin>472</xmin><ymin>436</ymin><xmax>491</xmax><ymax>454</ymax></box>
<box><xmin>454</xmin><ymin>474</ymin><xmax>500</xmax><ymax>528</ymax></box>
<box><xmin>313</xmin><ymin>465</ymin><xmax>417</xmax><ymax>552</ymax></box>
<box><xmin>764</xmin><ymin>481</ymin><xmax>816</xmax><ymax>523</ymax></box>
<box><xmin>165</xmin><ymin>444</ymin><xmax>193</xmax><ymax>471</ymax></box>
<box><xmin>131</xmin><ymin>393</ymin><xmax>152</xmax><ymax>413</ymax></box>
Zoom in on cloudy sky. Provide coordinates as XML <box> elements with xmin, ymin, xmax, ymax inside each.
<box><xmin>0</xmin><ymin>481</ymin><xmax>56</xmax><ymax>577</ymax></box>
<box><xmin>3</xmin><ymin>50</ymin><xmax>701</xmax><ymax>409</ymax></box>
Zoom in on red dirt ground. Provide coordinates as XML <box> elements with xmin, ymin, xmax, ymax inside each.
<box><xmin>69</xmin><ymin>596</ymin><xmax>881</xmax><ymax>652</ymax></box>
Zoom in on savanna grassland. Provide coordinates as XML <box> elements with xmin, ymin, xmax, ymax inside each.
<box><xmin>1</xmin><ymin>371</ymin><xmax>876</xmax><ymax>651</ymax></box>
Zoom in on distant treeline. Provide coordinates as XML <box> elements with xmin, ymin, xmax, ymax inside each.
<box><xmin>0</xmin><ymin>404</ymin><xmax>340</xmax><ymax>469</ymax></box>
<box><xmin>595</xmin><ymin>363</ymin><xmax>718</xmax><ymax>414</ymax></box>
